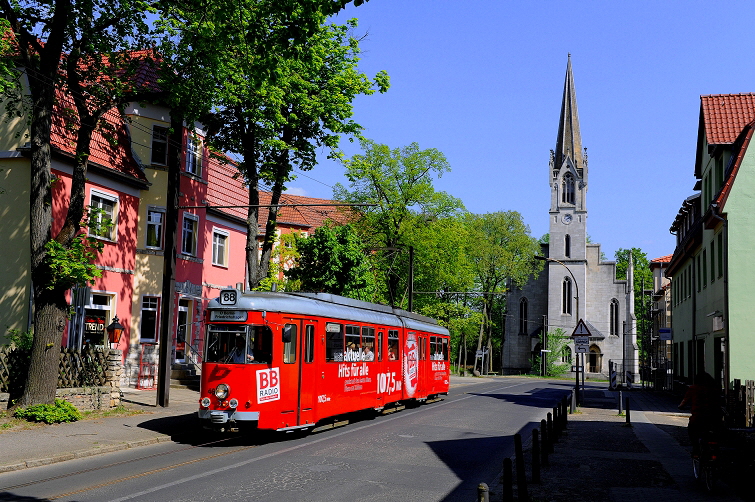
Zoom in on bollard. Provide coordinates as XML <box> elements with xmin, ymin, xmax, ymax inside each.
<box><xmin>532</xmin><ymin>428</ymin><xmax>541</xmax><ymax>484</ymax></box>
<box><xmin>570</xmin><ymin>389</ymin><xmax>576</xmax><ymax>413</ymax></box>
<box><xmin>540</xmin><ymin>419</ymin><xmax>549</xmax><ymax>467</ymax></box>
<box><xmin>502</xmin><ymin>457</ymin><xmax>514</xmax><ymax>502</ymax></box>
<box><xmin>625</xmin><ymin>396</ymin><xmax>631</xmax><ymax>424</ymax></box>
<box><xmin>477</xmin><ymin>482</ymin><xmax>489</xmax><ymax>502</ymax></box>
<box><xmin>562</xmin><ymin>397</ymin><xmax>569</xmax><ymax>427</ymax></box>
<box><xmin>553</xmin><ymin>406</ymin><xmax>559</xmax><ymax>436</ymax></box>
<box><xmin>514</xmin><ymin>433</ymin><xmax>529</xmax><ymax>502</ymax></box>
<box><xmin>618</xmin><ymin>390</ymin><xmax>623</xmax><ymax>414</ymax></box>
<box><xmin>547</xmin><ymin>412</ymin><xmax>554</xmax><ymax>451</ymax></box>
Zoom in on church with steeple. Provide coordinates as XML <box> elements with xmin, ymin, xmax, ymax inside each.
<box><xmin>504</xmin><ymin>56</ymin><xmax>638</xmax><ymax>381</ymax></box>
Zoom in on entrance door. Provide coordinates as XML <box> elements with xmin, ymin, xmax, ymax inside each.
<box><xmin>282</xmin><ymin>319</ymin><xmax>317</xmax><ymax>428</ymax></box>
<box><xmin>175</xmin><ymin>299</ymin><xmax>190</xmax><ymax>363</ymax></box>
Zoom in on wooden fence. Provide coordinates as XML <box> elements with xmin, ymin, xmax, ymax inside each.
<box><xmin>0</xmin><ymin>346</ymin><xmax>112</xmax><ymax>393</ymax></box>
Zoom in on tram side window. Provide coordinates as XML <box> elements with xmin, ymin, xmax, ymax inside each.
<box><xmin>388</xmin><ymin>330</ymin><xmax>399</xmax><ymax>361</ymax></box>
<box><xmin>305</xmin><ymin>325</ymin><xmax>314</xmax><ymax>363</ymax></box>
<box><xmin>419</xmin><ymin>336</ymin><xmax>426</xmax><ymax>361</ymax></box>
<box><xmin>283</xmin><ymin>324</ymin><xmax>297</xmax><ymax>364</ymax></box>
<box><xmin>362</xmin><ymin>326</ymin><xmax>375</xmax><ymax>361</ymax></box>
<box><xmin>431</xmin><ymin>336</ymin><xmax>446</xmax><ymax>360</ymax></box>
<box><xmin>251</xmin><ymin>325</ymin><xmax>273</xmax><ymax>364</ymax></box>
<box><xmin>326</xmin><ymin>323</ymin><xmax>343</xmax><ymax>362</ymax></box>
<box><xmin>345</xmin><ymin>325</ymin><xmax>361</xmax><ymax>361</ymax></box>
<box><xmin>377</xmin><ymin>331</ymin><xmax>384</xmax><ymax>361</ymax></box>
<box><xmin>442</xmin><ymin>337</ymin><xmax>449</xmax><ymax>361</ymax></box>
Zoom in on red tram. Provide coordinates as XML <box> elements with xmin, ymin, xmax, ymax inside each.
<box><xmin>198</xmin><ymin>290</ymin><xmax>451</xmax><ymax>432</ymax></box>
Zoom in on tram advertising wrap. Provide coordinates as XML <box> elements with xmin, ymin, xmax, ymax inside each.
<box><xmin>198</xmin><ymin>291</ymin><xmax>450</xmax><ymax>432</ymax></box>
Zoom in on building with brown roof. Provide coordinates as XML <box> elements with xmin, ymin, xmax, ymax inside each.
<box><xmin>667</xmin><ymin>93</ymin><xmax>755</xmax><ymax>395</ymax></box>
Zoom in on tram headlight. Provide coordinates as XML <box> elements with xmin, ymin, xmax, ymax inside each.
<box><xmin>229</xmin><ymin>398</ymin><xmax>239</xmax><ymax>409</ymax></box>
<box><xmin>215</xmin><ymin>383</ymin><xmax>230</xmax><ymax>399</ymax></box>
<box><xmin>200</xmin><ymin>397</ymin><xmax>211</xmax><ymax>408</ymax></box>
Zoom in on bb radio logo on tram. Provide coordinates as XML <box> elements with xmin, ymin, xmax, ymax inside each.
<box><xmin>256</xmin><ymin>367</ymin><xmax>281</xmax><ymax>403</ymax></box>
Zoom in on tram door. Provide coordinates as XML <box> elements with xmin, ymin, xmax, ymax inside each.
<box><xmin>282</xmin><ymin>318</ymin><xmax>317</xmax><ymax>427</ymax></box>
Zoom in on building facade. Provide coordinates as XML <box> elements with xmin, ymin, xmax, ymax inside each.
<box><xmin>667</xmin><ymin>93</ymin><xmax>755</xmax><ymax>393</ymax></box>
<box><xmin>504</xmin><ymin>56</ymin><xmax>638</xmax><ymax>381</ymax></box>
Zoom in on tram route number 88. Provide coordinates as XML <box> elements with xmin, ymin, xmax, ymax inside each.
<box><xmin>219</xmin><ymin>290</ymin><xmax>238</xmax><ymax>305</ymax></box>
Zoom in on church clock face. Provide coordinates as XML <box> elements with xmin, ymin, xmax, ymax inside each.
<box><xmin>562</xmin><ymin>214</ymin><xmax>572</xmax><ymax>224</ymax></box>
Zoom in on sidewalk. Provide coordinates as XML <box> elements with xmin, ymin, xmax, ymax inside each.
<box><xmin>0</xmin><ymin>387</ymin><xmax>200</xmax><ymax>473</ymax></box>
<box><xmin>505</xmin><ymin>382</ymin><xmax>746</xmax><ymax>502</ymax></box>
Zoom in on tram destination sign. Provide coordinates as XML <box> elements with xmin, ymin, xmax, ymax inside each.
<box><xmin>210</xmin><ymin>310</ymin><xmax>247</xmax><ymax>321</ymax></box>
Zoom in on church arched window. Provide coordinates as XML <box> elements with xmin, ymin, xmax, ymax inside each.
<box><xmin>610</xmin><ymin>298</ymin><xmax>620</xmax><ymax>336</ymax></box>
<box><xmin>519</xmin><ymin>298</ymin><xmax>528</xmax><ymax>335</ymax></box>
<box><xmin>565</xmin><ymin>234</ymin><xmax>571</xmax><ymax>258</ymax></box>
<box><xmin>562</xmin><ymin>173</ymin><xmax>575</xmax><ymax>204</ymax></box>
<box><xmin>562</xmin><ymin>277</ymin><xmax>572</xmax><ymax>315</ymax></box>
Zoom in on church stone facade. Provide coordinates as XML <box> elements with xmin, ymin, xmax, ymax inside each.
<box><xmin>504</xmin><ymin>57</ymin><xmax>638</xmax><ymax>381</ymax></box>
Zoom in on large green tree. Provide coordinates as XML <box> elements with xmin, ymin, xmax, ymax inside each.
<box><xmin>615</xmin><ymin>247</ymin><xmax>653</xmax><ymax>358</ymax></box>
<box><xmin>334</xmin><ymin>139</ymin><xmax>464</xmax><ymax>307</ymax></box>
<box><xmin>193</xmin><ymin>12</ymin><xmax>388</xmax><ymax>289</ymax></box>
<box><xmin>285</xmin><ymin>223</ymin><xmax>377</xmax><ymax>300</ymax></box>
<box><xmin>0</xmin><ymin>0</ymin><xmax>157</xmax><ymax>407</ymax></box>
<box><xmin>465</xmin><ymin>211</ymin><xmax>542</xmax><ymax>372</ymax></box>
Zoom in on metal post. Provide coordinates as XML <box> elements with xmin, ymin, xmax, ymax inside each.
<box><xmin>502</xmin><ymin>457</ymin><xmax>514</xmax><ymax>502</ymax></box>
<box><xmin>540</xmin><ymin>419</ymin><xmax>549</xmax><ymax>467</ymax></box>
<box><xmin>477</xmin><ymin>483</ymin><xmax>489</xmax><ymax>502</ymax></box>
<box><xmin>532</xmin><ymin>429</ymin><xmax>540</xmax><ymax>484</ymax></box>
<box><xmin>619</xmin><ymin>390</ymin><xmax>623</xmax><ymax>414</ymax></box>
<box><xmin>514</xmin><ymin>433</ymin><xmax>529</xmax><ymax>502</ymax></box>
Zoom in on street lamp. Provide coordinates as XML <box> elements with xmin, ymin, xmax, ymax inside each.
<box><xmin>106</xmin><ymin>315</ymin><xmax>125</xmax><ymax>349</ymax></box>
<box><xmin>535</xmin><ymin>255</ymin><xmax>581</xmax><ymax>404</ymax></box>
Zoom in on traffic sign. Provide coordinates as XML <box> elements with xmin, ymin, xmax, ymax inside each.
<box><xmin>574</xmin><ymin>336</ymin><xmax>588</xmax><ymax>345</ymax></box>
<box><xmin>572</xmin><ymin>319</ymin><xmax>591</xmax><ymax>337</ymax></box>
<box><xmin>575</xmin><ymin>344</ymin><xmax>589</xmax><ymax>353</ymax></box>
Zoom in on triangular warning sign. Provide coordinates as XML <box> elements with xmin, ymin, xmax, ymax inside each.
<box><xmin>572</xmin><ymin>319</ymin><xmax>591</xmax><ymax>337</ymax></box>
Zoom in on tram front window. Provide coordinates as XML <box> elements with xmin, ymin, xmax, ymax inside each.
<box><xmin>205</xmin><ymin>325</ymin><xmax>273</xmax><ymax>364</ymax></box>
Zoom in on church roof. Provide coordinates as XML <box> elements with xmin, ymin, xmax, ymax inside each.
<box><xmin>555</xmin><ymin>55</ymin><xmax>584</xmax><ymax>171</ymax></box>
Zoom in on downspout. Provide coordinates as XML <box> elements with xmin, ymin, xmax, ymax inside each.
<box><xmin>710</xmin><ymin>203</ymin><xmax>729</xmax><ymax>399</ymax></box>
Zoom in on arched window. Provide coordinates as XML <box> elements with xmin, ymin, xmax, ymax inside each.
<box><xmin>562</xmin><ymin>173</ymin><xmax>575</xmax><ymax>204</ymax></box>
<box><xmin>519</xmin><ymin>298</ymin><xmax>528</xmax><ymax>335</ymax></box>
<box><xmin>564</xmin><ymin>234</ymin><xmax>571</xmax><ymax>258</ymax></box>
<box><xmin>562</xmin><ymin>277</ymin><xmax>572</xmax><ymax>315</ymax></box>
<box><xmin>610</xmin><ymin>298</ymin><xmax>620</xmax><ymax>336</ymax></box>
<box><xmin>561</xmin><ymin>345</ymin><xmax>572</xmax><ymax>364</ymax></box>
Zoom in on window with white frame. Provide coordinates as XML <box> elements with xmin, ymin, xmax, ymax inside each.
<box><xmin>146</xmin><ymin>207</ymin><xmax>165</xmax><ymax>249</ymax></box>
<box><xmin>185</xmin><ymin>135</ymin><xmax>203</xmax><ymax>177</ymax></box>
<box><xmin>89</xmin><ymin>191</ymin><xmax>118</xmax><ymax>241</ymax></box>
<box><xmin>140</xmin><ymin>296</ymin><xmax>160</xmax><ymax>342</ymax></box>
<box><xmin>181</xmin><ymin>213</ymin><xmax>199</xmax><ymax>256</ymax></box>
<box><xmin>212</xmin><ymin>228</ymin><xmax>229</xmax><ymax>267</ymax></box>
<box><xmin>151</xmin><ymin>125</ymin><xmax>169</xmax><ymax>166</ymax></box>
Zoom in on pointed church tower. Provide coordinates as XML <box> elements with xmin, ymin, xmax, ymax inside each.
<box><xmin>549</xmin><ymin>54</ymin><xmax>588</xmax><ymax>263</ymax></box>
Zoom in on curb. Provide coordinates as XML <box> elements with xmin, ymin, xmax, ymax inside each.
<box><xmin>0</xmin><ymin>434</ymin><xmax>174</xmax><ymax>473</ymax></box>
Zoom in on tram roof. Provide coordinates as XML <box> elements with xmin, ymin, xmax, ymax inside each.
<box><xmin>207</xmin><ymin>291</ymin><xmax>449</xmax><ymax>336</ymax></box>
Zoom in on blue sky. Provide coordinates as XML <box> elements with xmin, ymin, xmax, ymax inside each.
<box><xmin>285</xmin><ymin>0</ymin><xmax>755</xmax><ymax>262</ymax></box>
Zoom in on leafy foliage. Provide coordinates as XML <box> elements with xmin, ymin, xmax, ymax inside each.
<box><xmin>531</xmin><ymin>328</ymin><xmax>571</xmax><ymax>377</ymax></box>
<box><xmin>14</xmin><ymin>399</ymin><xmax>81</xmax><ymax>424</ymax></box>
<box><xmin>4</xmin><ymin>329</ymin><xmax>33</xmax><ymax>350</ymax></box>
<box><xmin>615</xmin><ymin>247</ymin><xmax>653</xmax><ymax>357</ymax></box>
<box><xmin>286</xmin><ymin>223</ymin><xmax>377</xmax><ymax>300</ymax></box>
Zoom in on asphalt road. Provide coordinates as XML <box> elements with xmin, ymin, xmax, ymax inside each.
<box><xmin>0</xmin><ymin>377</ymin><xmax>571</xmax><ymax>502</ymax></box>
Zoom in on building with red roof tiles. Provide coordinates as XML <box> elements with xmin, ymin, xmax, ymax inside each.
<box><xmin>667</xmin><ymin>93</ymin><xmax>755</xmax><ymax>400</ymax></box>
<box><xmin>0</xmin><ymin>89</ymin><xmax>149</xmax><ymax>359</ymax></box>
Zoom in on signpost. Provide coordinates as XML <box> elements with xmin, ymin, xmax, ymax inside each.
<box><xmin>571</xmin><ymin>319</ymin><xmax>592</xmax><ymax>405</ymax></box>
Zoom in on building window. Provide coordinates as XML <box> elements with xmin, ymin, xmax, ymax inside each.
<box><xmin>146</xmin><ymin>207</ymin><xmax>165</xmax><ymax>249</ymax></box>
<box><xmin>181</xmin><ymin>213</ymin><xmax>199</xmax><ymax>256</ymax></box>
<box><xmin>185</xmin><ymin>134</ymin><xmax>202</xmax><ymax>177</ymax></box>
<box><xmin>702</xmin><ymin>250</ymin><xmax>707</xmax><ymax>289</ymax></box>
<box><xmin>140</xmin><ymin>296</ymin><xmax>160</xmax><ymax>342</ymax></box>
<box><xmin>697</xmin><ymin>255</ymin><xmax>701</xmax><ymax>292</ymax></box>
<box><xmin>561</xmin><ymin>345</ymin><xmax>572</xmax><ymax>364</ymax></box>
<box><xmin>562</xmin><ymin>173</ymin><xmax>575</xmax><ymax>204</ymax></box>
<box><xmin>151</xmin><ymin>125</ymin><xmax>169</xmax><ymax>166</ymax></box>
<box><xmin>212</xmin><ymin>229</ymin><xmax>229</xmax><ymax>267</ymax></box>
<box><xmin>564</xmin><ymin>234</ymin><xmax>571</xmax><ymax>258</ymax></box>
<box><xmin>710</xmin><ymin>240</ymin><xmax>715</xmax><ymax>284</ymax></box>
<box><xmin>89</xmin><ymin>191</ymin><xmax>117</xmax><ymax>241</ymax></box>
<box><xmin>562</xmin><ymin>277</ymin><xmax>572</xmax><ymax>315</ymax></box>
<box><xmin>610</xmin><ymin>298</ymin><xmax>620</xmax><ymax>336</ymax></box>
<box><xmin>519</xmin><ymin>297</ymin><xmax>528</xmax><ymax>335</ymax></box>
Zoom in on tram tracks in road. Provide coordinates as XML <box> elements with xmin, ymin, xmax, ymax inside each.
<box><xmin>2</xmin><ymin>380</ymin><xmax>529</xmax><ymax>501</ymax></box>
<box><xmin>0</xmin><ymin>435</ymin><xmax>255</xmax><ymax>498</ymax></box>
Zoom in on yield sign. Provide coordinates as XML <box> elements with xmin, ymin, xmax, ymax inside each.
<box><xmin>572</xmin><ymin>319</ymin><xmax>591</xmax><ymax>337</ymax></box>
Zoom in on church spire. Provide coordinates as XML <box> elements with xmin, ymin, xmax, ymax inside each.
<box><xmin>555</xmin><ymin>54</ymin><xmax>583</xmax><ymax>172</ymax></box>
